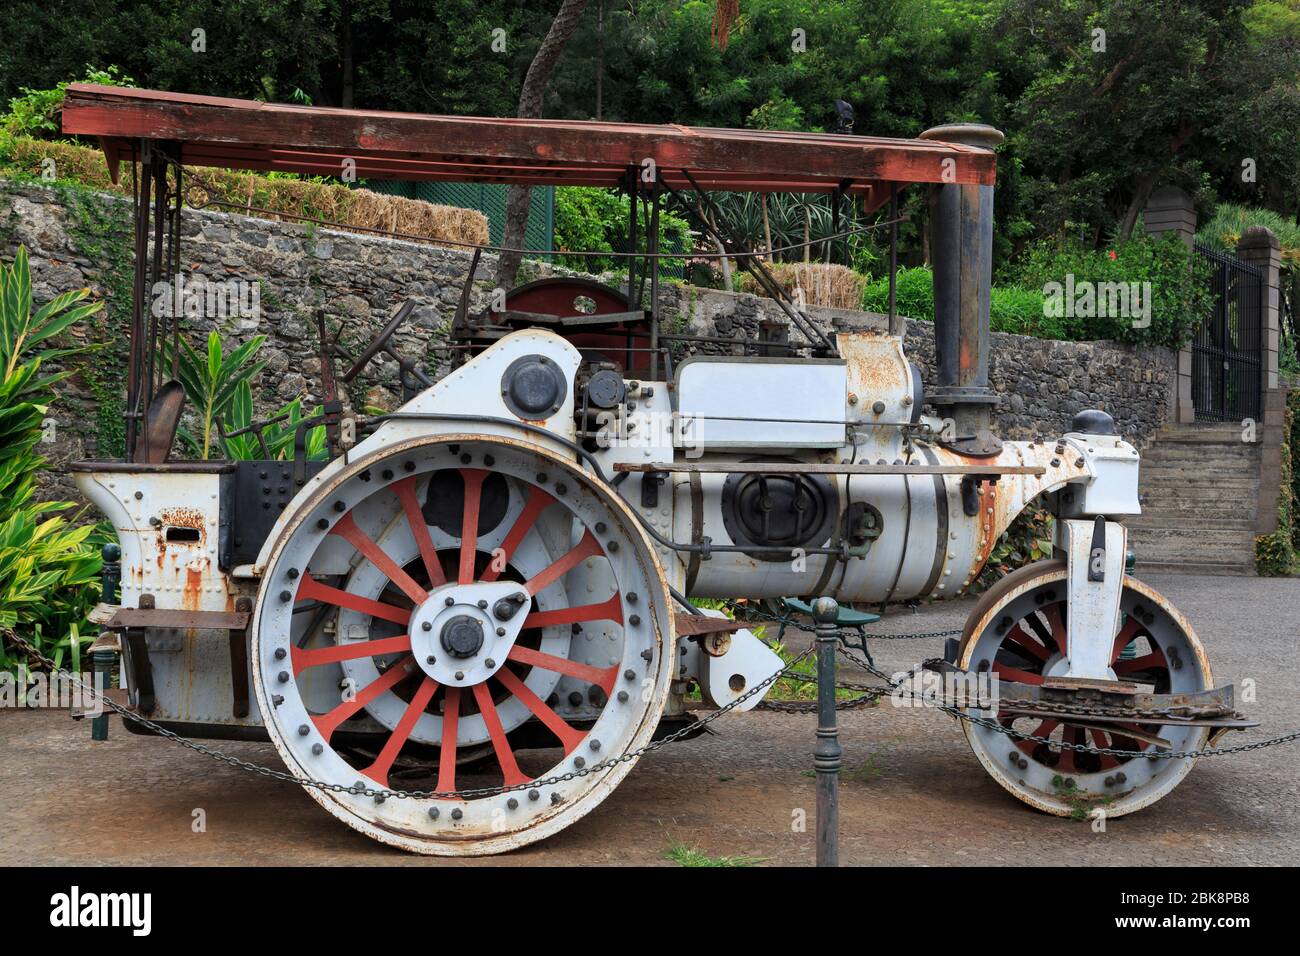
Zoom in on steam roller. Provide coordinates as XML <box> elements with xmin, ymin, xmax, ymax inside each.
<box><xmin>58</xmin><ymin>87</ymin><xmax>1251</xmax><ymax>855</ymax></box>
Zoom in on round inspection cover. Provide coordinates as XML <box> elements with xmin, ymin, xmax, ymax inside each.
<box><xmin>501</xmin><ymin>354</ymin><xmax>568</xmax><ymax>419</ymax></box>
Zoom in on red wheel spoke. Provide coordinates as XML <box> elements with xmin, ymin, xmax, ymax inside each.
<box><xmin>438</xmin><ymin>687</ymin><xmax>461</xmax><ymax>794</ymax></box>
<box><xmin>313</xmin><ymin>656</ymin><xmax>416</xmax><ymax>741</ymax></box>
<box><xmin>525</xmin><ymin>592</ymin><xmax>623</xmax><ymax>630</ymax></box>
<box><xmin>1015</xmin><ymin>719</ymin><xmax>1057</xmax><ymax>756</ymax></box>
<box><xmin>495</xmin><ymin>667</ymin><xmax>587</xmax><ymax>753</ymax></box>
<box><xmin>507</xmin><ymin>644</ymin><xmax>619</xmax><ymax>696</ymax></box>
<box><xmin>1113</xmin><ymin>650</ymin><xmax>1168</xmax><ymax>675</ymax></box>
<box><xmin>1090</xmin><ymin>729</ymin><xmax>1121</xmax><ymax>770</ymax></box>
<box><xmin>459</xmin><ymin>470</ymin><xmax>487</xmax><ymax>585</ymax></box>
<box><xmin>523</xmin><ymin>530</ymin><xmax>602</xmax><ymax>596</ymax></box>
<box><xmin>297</xmin><ymin>572</ymin><xmax>412</xmax><ymax>626</ymax></box>
<box><xmin>393</xmin><ymin>476</ymin><xmax>446</xmax><ymax>588</ymax></box>
<box><xmin>1058</xmin><ymin>725</ymin><xmax>1085</xmax><ymax>772</ymax></box>
<box><xmin>480</xmin><ymin>486</ymin><xmax>555</xmax><ymax>583</ymax></box>
<box><xmin>1111</xmin><ymin>725</ymin><xmax>1149</xmax><ymax>752</ymax></box>
<box><xmin>471</xmin><ymin>682</ymin><xmax>529</xmax><ymax>787</ymax></box>
<box><xmin>362</xmin><ymin>676</ymin><xmax>439</xmax><ymax>787</ymax></box>
<box><xmin>992</xmin><ymin>661</ymin><xmax>1044</xmax><ymax>686</ymax></box>
<box><xmin>1110</xmin><ymin>617</ymin><xmax>1142</xmax><ymax>663</ymax></box>
<box><xmin>291</xmin><ymin>634</ymin><xmax>412</xmax><ymax>676</ymax></box>
<box><xmin>1002</xmin><ymin>623</ymin><xmax>1051</xmax><ymax>663</ymax></box>
<box><xmin>330</xmin><ymin>512</ymin><xmax>428</xmax><ymax>605</ymax></box>
<box><xmin>1043</xmin><ymin>604</ymin><xmax>1067</xmax><ymax>655</ymax></box>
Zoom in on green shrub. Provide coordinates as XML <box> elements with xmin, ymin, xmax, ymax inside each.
<box><xmin>1006</xmin><ymin>232</ymin><xmax>1212</xmax><ymax>349</ymax></box>
<box><xmin>1197</xmin><ymin>203</ymin><xmax>1300</xmax><ymax>267</ymax></box>
<box><xmin>0</xmin><ymin>246</ymin><xmax>102</xmax><ymax>673</ymax></box>
<box><xmin>1</xmin><ymin>66</ymin><xmax>133</xmax><ymax>142</ymax></box>
<box><xmin>553</xmin><ymin>186</ymin><xmax>691</xmax><ymax>276</ymax></box>
<box><xmin>860</xmin><ymin>267</ymin><xmax>1052</xmax><ymax>337</ymax></box>
<box><xmin>860</xmin><ymin>266</ymin><xmax>936</xmax><ymax>321</ymax></box>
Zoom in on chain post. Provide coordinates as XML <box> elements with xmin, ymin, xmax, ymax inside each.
<box><xmin>91</xmin><ymin>542</ymin><xmax>122</xmax><ymax>742</ymax></box>
<box><xmin>813</xmin><ymin>596</ymin><xmax>842</xmax><ymax>867</ymax></box>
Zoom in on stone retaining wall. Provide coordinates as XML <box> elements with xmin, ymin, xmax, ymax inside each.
<box><xmin>0</xmin><ymin>181</ymin><xmax>1174</xmax><ymax>504</ymax></box>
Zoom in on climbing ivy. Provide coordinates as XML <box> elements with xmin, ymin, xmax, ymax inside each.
<box><xmin>58</xmin><ymin>184</ymin><xmax>132</xmax><ymax>459</ymax></box>
<box><xmin>1255</xmin><ymin>390</ymin><xmax>1300</xmax><ymax>576</ymax></box>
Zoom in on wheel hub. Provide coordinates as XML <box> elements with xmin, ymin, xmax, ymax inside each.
<box><xmin>409</xmin><ymin>581</ymin><xmax>532</xmax><ymax>686</ymax></box>
<box><xmin>440</xmin><ymin>616</ymin><xmax>483</xmax><ymax>658</ymax></box>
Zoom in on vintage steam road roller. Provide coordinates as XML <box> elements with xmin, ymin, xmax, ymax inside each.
<box><xmin>60</xmin><ymin>85</ymin><xmax>1252</xmax><ymax>855</ymax></box>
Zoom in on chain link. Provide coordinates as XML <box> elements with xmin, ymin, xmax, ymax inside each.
<box><xmin>6</xmin><ymin>600</ymin><xmax>1298</xmax><ymax>808</ymax></box>
<box><xmin>2</xmin><ymin>628</ymin><xmax>812</xmax><ymax>802</ymax></box>
<box><xmin>726</xmin><ymin>604</ymin><xmax>1300</xmax><ymax>759</ymax></box>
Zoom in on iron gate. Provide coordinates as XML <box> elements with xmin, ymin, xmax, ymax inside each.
<box><xmin>1192</xmin><ymin>243</ymin><xmax>1263</xmax><ymax>422</ymax></box>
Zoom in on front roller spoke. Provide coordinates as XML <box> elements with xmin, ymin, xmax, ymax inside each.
<box><xmin>297</xmin><ymin>572</ymin><xmax>412</xmax><ymax>626</ymax></box>
<box><xmin>1110</xmin><ymin>617</ymin><xmax>1142</xmax><ymax>663</ymax></box>
<box><xmin>291</xmin><ymin>633</ymin><xmax>412</xmax><ymax>677</ymax></box>
<box><xmin>330</xmin><ymin>512</ymin><xmax>429</xmax><ymax>605</ymax></box>
<box><xmin>362</xmin><ymin>675</ymin><xmax>440</xmax><ymax>787</ymax></box>
<box><xmin>471</xmin><ymin>682</ymin><xmax>530</xmax><ymax>787</ymax></box>
<box><xmin>1113</xmin><ymin>650</ymin><xmax>1168</xmax><ymax>676</ymax></box>
<box><xmin>992</xmin><ymin>661</ymin><xmax>1044</xmax><ymax>686</ymax></box>
<box><xmin>507</xmin><ymin>644</ymin><xmax>619</xmax><ymax>696</ymax></box>
<box><xmin>1002</xmin><ymin>623</ymin><xmax>1051</xmax><ymax>663</ymax></box>
<box><xmin>495</xmin><ymin>667</ymin><xmax>587</xmax><ymax>753</ymax></box>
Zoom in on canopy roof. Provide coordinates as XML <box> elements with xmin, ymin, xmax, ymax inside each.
<box><xmin>62</xmin><ymin>84</ymin><xmax>996</xmax><ymax>207</ymax></box>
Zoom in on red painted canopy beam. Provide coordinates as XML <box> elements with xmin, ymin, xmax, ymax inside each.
<box><xmin>61</xmin><ymin>84</ymin><xmax>997</xmax><ymax>193</ymax></box>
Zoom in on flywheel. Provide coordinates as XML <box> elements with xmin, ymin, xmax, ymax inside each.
<box><xmin>250</xmin><ymin>434</ymin><xmax>675</xmax><ymax>855</ymax></box>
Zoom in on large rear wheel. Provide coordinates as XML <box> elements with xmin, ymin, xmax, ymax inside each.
<box><xmin>250</xmin><ymin>435</ymin><xmax>674</xmax><ymax>854</ymax></box>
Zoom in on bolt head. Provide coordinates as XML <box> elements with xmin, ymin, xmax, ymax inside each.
<box><xmin>422</xmin><ymin>621</ymin><xmax>433</xmax><ymax>631</ymax></box>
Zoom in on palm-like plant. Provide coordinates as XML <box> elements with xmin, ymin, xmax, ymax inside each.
<box><xmin>164</xmin><ymin>330</ymin><xmax>267</xmax><ymax>459</ymax></box>
<box><xmin>221</xmin><ymin>379</ymin><xmax>328</xmax><ymax>461</ymax></box>
<box><xmin>0</xmin><ymin>246</ymin><xmax>102</xmax><ymax>670</ymax></box>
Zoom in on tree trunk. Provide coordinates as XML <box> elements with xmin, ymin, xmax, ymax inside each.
<box><xmin>495</xmin><ymin>0</ymin><xmax>591</xmax><ymax>291</ymax></box>
<box><xmin>1118</xmin><ymin>171</ymin><xmax>1159</xmax><ymax>242</ymax></box>
<box><xmin>340</xmin><ymin>19</ymin><xmax>354</xmax><ymax>108</ymax></box>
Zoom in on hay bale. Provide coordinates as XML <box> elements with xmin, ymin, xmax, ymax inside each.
<box><xmin>738</xmin><ymin>262</ymin><xmax>868</xmax><ymax>310</ymax></box>
<box><xmin>4</xmin><ymin>137</ymin><xmax>489</xmax><ymax>249</ymax></box>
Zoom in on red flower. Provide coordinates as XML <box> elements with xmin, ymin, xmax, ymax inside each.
<box><xmin>1108</xmin><ymin>249</ymin><xmax>1117</xmax><ymax>260</ymax></box>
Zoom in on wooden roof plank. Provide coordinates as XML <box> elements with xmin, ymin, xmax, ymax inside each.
<box><xmin>62</xmin><ymin>84</ymin><xmax>997</xmax><ymax>191</ymax></box>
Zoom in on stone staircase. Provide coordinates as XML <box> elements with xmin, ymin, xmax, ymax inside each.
<box><xmin>1126</xmin><ymin>423</ymin><xmax>1261</xmax><ymax>576</ymax></box>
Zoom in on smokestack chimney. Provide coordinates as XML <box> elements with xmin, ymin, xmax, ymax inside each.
<box><xmin>917</xmin><ymin>123</ymin><xmax>1003</xmax><ymax>457</ymax></box>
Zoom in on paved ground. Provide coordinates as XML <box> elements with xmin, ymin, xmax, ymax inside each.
<box><xmin>2</xmin><ymin>572</ymin><xmax>1297</xmax><ymax>866</ymax></box>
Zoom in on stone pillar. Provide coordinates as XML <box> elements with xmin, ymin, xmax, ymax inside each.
<box><xmin>1237</xmin><ymin>226</ymin><xmax>1285</xmax><ymax>535</ymax></box>
<box><xmin>1143</xmin><ymin>186</ymin><xmax>1197</xmax><ymax>423</ymax></box>
<box><xmin>1237</xmin><ymin>226</ymin><xmax>1282</xmax><ymax>392</ymax></box>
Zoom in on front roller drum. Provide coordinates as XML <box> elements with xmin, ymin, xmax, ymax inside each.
<box><xmin>957</xmin><ymin>559</ymin><xmax>1212</xmax><ymax>818</ymax></box>
<box><xmin>250</xmin><ymin>434</ymin><xmax>675</xmax><ymax>855</ymax></box>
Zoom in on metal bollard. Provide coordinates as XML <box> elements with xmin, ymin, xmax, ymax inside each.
<box><xmin>90</xmin><ymin>645</ymin><xmax>115</xmax><ymax>741</ymax></box>
<box><xmin>91</xmin><ymin>542</ymin><xmax>122</xmax><ymax>743</ymax></box>
<box><xmin>812</xmin><ymin>596</ymin><xmax>841</xmax><ymax>867</ymax></box>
